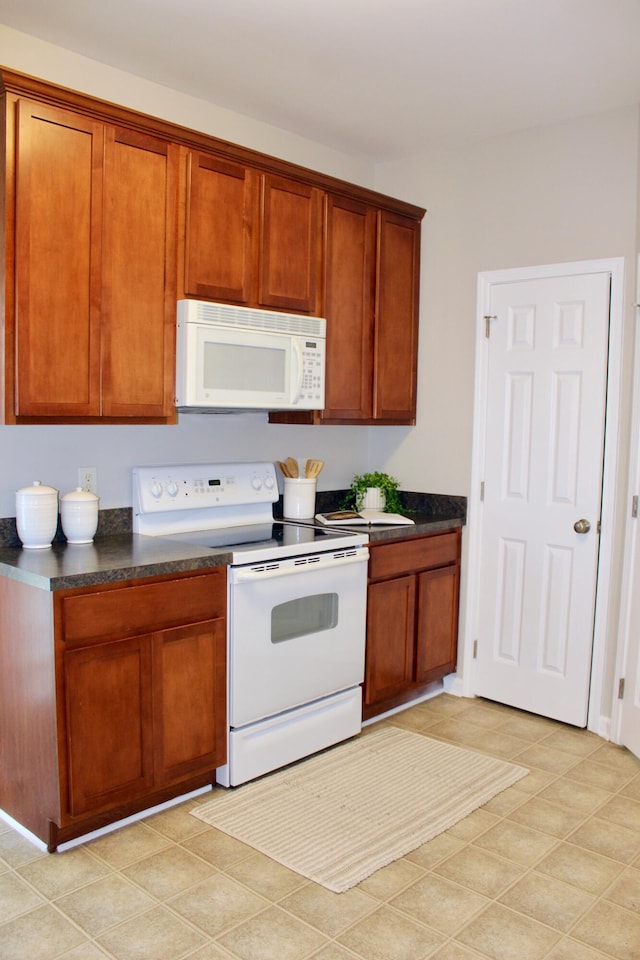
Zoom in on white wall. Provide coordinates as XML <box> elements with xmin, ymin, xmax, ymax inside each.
<box><xmin>372</xmin><ymin>107</ymin><xmax>639</xmax><ymax>495</ymax></box>
<box><xmin>0</xmin><ymin>26</ymin><xmax>374</xmax><ymax>517</ymax></box>
<box><xmin>372</xmin><ymin>107</ymin><xmax>640</xmax><ymax>724</ymax></box>
<box><xmin>1</xmin><ymin>26</ymin><xmax>373</xmax><ymax>184</ymax></box>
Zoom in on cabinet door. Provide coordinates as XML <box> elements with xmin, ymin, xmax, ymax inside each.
<box><xmin>14</xmin><ymin>99</ymin><xmax>103</xmax><ymax>417</ymax></box>
<box><xmin>364</xmin><ymin>575</ymin><xmax>416</xmax><ymax>706</ymax></box>
<box><xmin>153</xmin><ymin>619</ymin><xmax>226</xmax><ymax>784</ymax></box>
<box><xmin>64</xmin><ymin>635</ymin><xmax>154</xmax><ymax>817</ymax></box>
<box><xmin>259</xmin><ymin>174</ymin><xmax>322</xmax><ymax>313</ymax></box>
<box><xmin>102</xmin><ymin>128</ymin><xmax>179</xmax><ymax>419</ymax></box>
<box><xmin>183</xmin><ymin>152</ymin><xmax>259</xmax><ymax>304</ymax></box>
<box><xmin>373</xmin><ymin>211</ymin><xmax>421</xmax><ymax>423</ymax></box>
<box><xmin>415</xmin><ymin>564</ymin><xmax>460</xmax><ymax>684</ymax></box>
<box><xmin>322</xmin><ymin>195</ymin><xmax>376</xmax><ymax>421</ymax></box>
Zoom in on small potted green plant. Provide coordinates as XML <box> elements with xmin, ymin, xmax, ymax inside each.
<box><xmin>342</xmin><ymin>471</ymin><xmax>404</xmax><ymax>514</ymax></box>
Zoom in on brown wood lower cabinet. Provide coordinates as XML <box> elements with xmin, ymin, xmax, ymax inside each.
<box><xmin>0</xmin><ymin>568</ymin><xmax>226</xmax><ymax>850</ymax></box>
<box><xmin>363</xmin><ymin>529</ymin><xmax>461</xmax><ymax>720</ymax></box>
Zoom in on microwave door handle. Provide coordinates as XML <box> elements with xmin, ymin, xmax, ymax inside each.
<box><xmin>291</xmin><ymin>339</ymin><xmax>303</xmax><ymax>404</ymax></box>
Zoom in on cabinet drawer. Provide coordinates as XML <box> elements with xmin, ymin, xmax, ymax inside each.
<box><xmin>369</xmin><ymin>531</ymin><xmax>459</xmax><ymax>581</ymax></box>
<box><xmin>59</xmin><ymin>569</ymin><xmax>226</xmax><ymax>646</ymax></box>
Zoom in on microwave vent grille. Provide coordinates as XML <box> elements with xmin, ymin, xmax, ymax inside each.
<box><xmin>182</xmin><ymin>300</ymin><xmax>326</xmax><ymax>339</ymax></box>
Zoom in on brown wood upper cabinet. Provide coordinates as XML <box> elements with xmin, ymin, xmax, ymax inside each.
<box><xmin>311</xmin><ymin>199</ymin><xmax>421</xmax><ymax>424</ymax></box>
<box><xmin>183</xmin><ymin>153</ymin><xmax>259</xmax><ymax>304</ymax></box>
<box><xmin>5</xmin><ymin>98</ymin><xmax>178</xmax><ymax>423</ymax></box>
<box><xmin>321</xmin><ymin>194</ymin><xmax>376</xmax><ymax>421</ymax></box>
<box><xmin>373</xmin><ymin>210</ymin><xmax>421</xmax><ymax>423</ymax></box>
<box><xmin>258</xmin><ymin>174</ymin><xmax>322</xmax><ymax>313</ymax></box>
<box><xmin>182</xmin><ymin>154</ymin><xmax>322</xmax><ymax>314</ymax></box>
<box><xmin>1</xmin><ymin>69</ymin><xmax>424</xmax><ymax>425</ymax></box>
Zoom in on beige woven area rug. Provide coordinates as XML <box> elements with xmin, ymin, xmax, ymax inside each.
<box><xmin>192</xmin><ymin>726</ymin><xmax>528</xmax><ymax>893</ymax></box>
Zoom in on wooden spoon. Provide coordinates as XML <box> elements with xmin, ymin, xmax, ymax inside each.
<box><xmin>276</xmin><ymin>460</ymin><xmax>291</xmax><ymax>477</ymax></box>
<box><xmin>305</xmin><ymin>459</ymin><xmax>324</xmax><ymax>478</ymax></box>
<box><xmin>285</xmin><ymin>457</ymin><xmax>299</xmax><ymax>478</ymax></box>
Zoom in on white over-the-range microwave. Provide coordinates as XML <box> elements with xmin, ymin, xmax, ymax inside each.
<box><xmin>175</xmin><ymin>299</ymin><xmax>326</xmax><ymax>413</ymax></box>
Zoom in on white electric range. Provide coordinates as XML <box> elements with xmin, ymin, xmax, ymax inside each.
<box><xmin>132</xmin><ymin>462</ymin><xmax>369</xmax><ymax>786</ymax></box>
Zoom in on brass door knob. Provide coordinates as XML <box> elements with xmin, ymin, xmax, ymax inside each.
<box><xmin>574</xmin><ymin>519</ymin><xmax>591</xmax><ymax>534</ymax></box>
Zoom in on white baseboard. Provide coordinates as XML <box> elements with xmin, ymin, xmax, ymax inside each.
<box><xmin>1</xmin><ymin>783</ymin><xmax>214</xmax><ymax>854</ymax></box>
<box><xmin>442</xmin><ymin>673</ymin><xmax>468</xmax><ymax>698</ymax></box>
<box><xmin>591</xmin><ymin>713</ymin><xmax>612</xmax><ymax>742</ymax></box>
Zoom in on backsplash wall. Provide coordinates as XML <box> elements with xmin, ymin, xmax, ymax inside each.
<box><xmin>0</xmin><ymin>417</ymin><xmax>370</xmax><ymax>519</ymax></box>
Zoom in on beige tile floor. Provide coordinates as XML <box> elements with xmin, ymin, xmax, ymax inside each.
<box><xmin>1</xmin><ymin>694</ymin><xmax>639</xmax><ymax>960</ymax></box>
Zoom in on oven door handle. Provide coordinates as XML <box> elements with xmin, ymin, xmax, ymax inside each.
<box><xmin>231</xmin><ymin>548</ymin><xmax>369</xmax><ymax>583</ymax></box>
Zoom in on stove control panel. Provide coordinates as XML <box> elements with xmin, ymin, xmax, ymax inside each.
<box><xmin>132</xmin><ymin>462</ymin><xmax>279</xmax><ymax>531</ymax></box>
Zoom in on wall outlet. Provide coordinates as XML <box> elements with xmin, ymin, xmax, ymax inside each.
<box><xmin>77</xmin><ymin>466</ymin><xmax>97</xmax><ymax>495</ymax></box>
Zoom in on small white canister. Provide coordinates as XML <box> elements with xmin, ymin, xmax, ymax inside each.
<box><xmin>16</xmin><ymin>480</ymin><xmax>59</xmax><ymax>549</ymax></box>
<box><xmin>61</xmin><ymin>487</ymin><xmax>100</xmax><ymax>544</ymax></box>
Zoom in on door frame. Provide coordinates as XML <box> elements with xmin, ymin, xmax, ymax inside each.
<box><xmin>611</xmin><ymin>257</ymin><xmax>640</xmax><ymax>746</ymax></box>
<box><xmin>455</xmin><ymin>257</ymin><xmax>624</xmax><ymax>736</ymax></box>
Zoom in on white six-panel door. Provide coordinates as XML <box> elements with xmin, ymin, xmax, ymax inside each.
<box><xmin>474</xmin><ymin>271</ymin><xmax>611</xmax><ymax>726</ymax></box>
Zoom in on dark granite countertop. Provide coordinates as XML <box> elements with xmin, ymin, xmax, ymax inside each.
<box><xmin>0</xmin><ymin>534</ymin><xmax>230</xmax><ymax>592</ymax></box>
<box><xmin>0</xmin><ymin>490</ymin><xmax>466</xmax><ymax>591</ymax></box>
<box><xmin>346</xmin><ymin>514</ymin><xmax>464</xmax><ymax>542</ymax></box>
<box><xmin>280</xmin><ymin>489</ymin><xmax>467</xmax><ymax>543</ymax></box>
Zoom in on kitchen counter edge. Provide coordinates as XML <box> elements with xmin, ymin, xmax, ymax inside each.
<box><xmin>0</xmin><ymin>507</ymin><xmax>466</xmax><ymax>592</ymax></box>
<box><xmin>0</xmin><ymin>533</ymin><xmax>232</xmax><ymax>591</ymax></box>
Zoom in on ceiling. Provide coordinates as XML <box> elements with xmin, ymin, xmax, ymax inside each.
<box><xmin>2</xmin><ymin>0</ymin><xmax>640</xmax><ymax>162</ymax></box>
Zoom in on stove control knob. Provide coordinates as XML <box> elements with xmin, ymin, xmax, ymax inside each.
<box><xmin>150</xmin><ymin>481</ymin><xmax>163</xmax><ymax>499</ymax></box>
<box><xmin>166</xmin><ymin>481</ymin><xmax>179</xmax><ymax>498</ymax></box>
<box><xmin>264</xmin><ymin>474</ymin><xmax>275</xmax><ymax>490</ymax></box>
<box><xmin>251</xmin><ymin>476</ymin><xmax>262</xmax><ymax>490</ymax></box>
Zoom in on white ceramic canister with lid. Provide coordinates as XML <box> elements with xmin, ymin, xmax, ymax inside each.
<box><xmin>60</xmin><ymin>487</ymin><xmax>100</xmax><ymax>544</ymax></box>
<box><xmin>16</xmin><ymin>480</ymin><xmax>59</xmax><ymax>549</ymax></box>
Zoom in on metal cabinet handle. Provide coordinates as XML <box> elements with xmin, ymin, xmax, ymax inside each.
<box><xmin>574</xmin><ymin>519</ymin><xmax>591</xmax><ymax>534</ymax></box>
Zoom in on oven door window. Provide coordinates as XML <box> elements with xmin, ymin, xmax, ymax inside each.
<box><xmin>272</xmin><ymin>593</ymin><xmax>338</xmax><ymax>644</ymax></box>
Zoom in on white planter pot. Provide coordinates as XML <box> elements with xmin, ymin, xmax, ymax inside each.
<box><xmin>358</xmin><ymin>487</ymin><xmax>386</xmax><ymax>511</ymax></box>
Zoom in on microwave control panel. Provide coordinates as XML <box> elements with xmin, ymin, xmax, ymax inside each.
<box><xmin>299</xmin><ymin>338</ymin><xmax>325</xmax><ymax>406</ymax></box>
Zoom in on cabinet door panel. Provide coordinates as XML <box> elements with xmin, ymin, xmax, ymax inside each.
<box><xmin>102</xmin><ymin>128</ymin><xmax>178</xmax><ymax>418</ymax></box>
<box><xmin>153</xmin><ymin>619</ymin><xmax>226</xmax><ymax>783</ymax></box>
<box><xmin>14</xmin><ymin>99</ymin><xmax>103</xmax><ymax>417</ymax></box>
<box><xmin>65</xmin><ymin>635</ymin><xmax>153</xmax><ymax>816</ymax></box>
<box><xmin>184</xmin><ymin>153</ymin><xmax>259</xmax><ymax>304</ymax></box>
<box><xmin>415</xmin><ymin>565</ymin><xmax>460</xmax><ymax>684</ymax></box>
<box><xmin>259</xmin><ymin>175</ymin><xmax>321</xmax><ymax>313</ymax></box>
<box><xmin>373</xmin><ymin>211</ymin><xmax>420</xmax><ymax>423</ymax></box>
<box><xmin>322</xmin><ymin>195</ymin><xmax>375</xmax><ymax>420</ymax></box>
<box><xmin>365</xmin><ymin>575</ymin><xmax>415</xmax><ymax>706</ymax></box>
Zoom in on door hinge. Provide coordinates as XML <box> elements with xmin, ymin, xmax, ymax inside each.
<box><xmin>473</xmin><ymin>639</ymin><xmax>478</xmax><ymax>659</ymax></box>
<box><xmin>483</xmin><ymin>315</ymin><xmax>497</xmax><ymax>338</ymax></box>
<box><xmin>618</xmin><ymin>677</ymin><xmax>625</xmax><ymax>700</ymax></box>
<box><xmin>632</xmin><ymin>495</ymin><xmax>638</xmax><ymax>518</ymax></box>
<box><xmin>480</xmin><ymin>481</ymin><xmax>485</xmax><ymax>501</ymax></box>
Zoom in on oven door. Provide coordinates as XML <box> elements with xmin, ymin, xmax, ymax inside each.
<box><xmin>228</xmin><ymin>547</ymin><xmax>368</xmax><ymax>728</ymax></box>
